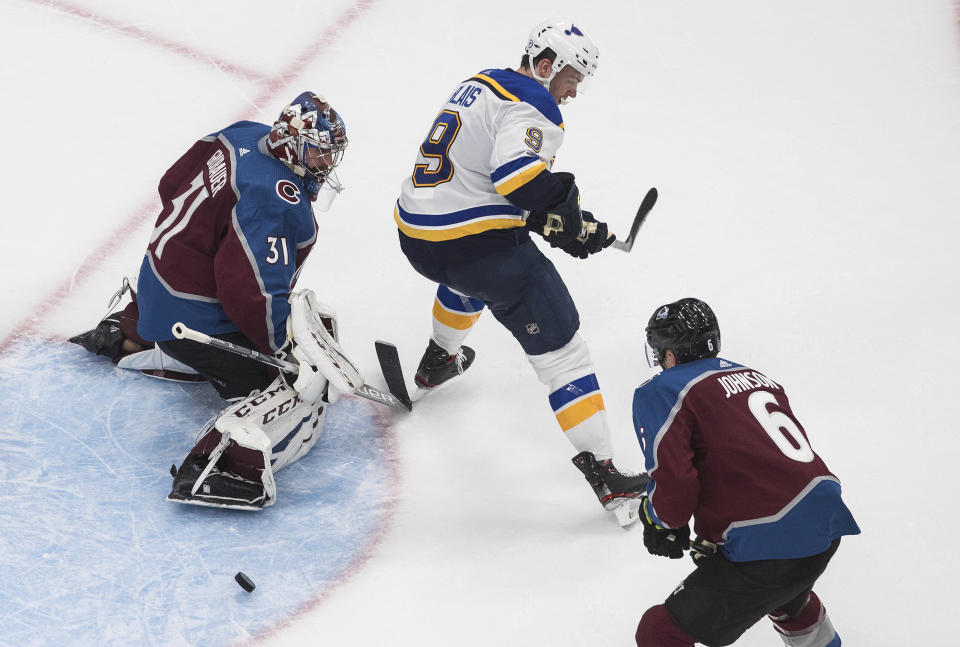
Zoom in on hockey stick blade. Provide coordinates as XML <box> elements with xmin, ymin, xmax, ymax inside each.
<box><xmin>374</xmin><ymin>340</ymin><xmax>413</xmax><ymax>411</ymax></box>
<box><xmin>610</xmin><ymin>187</ymin><xmax>658</xmax><ymax>253</ymax></box>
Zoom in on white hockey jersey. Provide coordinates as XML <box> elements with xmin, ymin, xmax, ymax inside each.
<box><xmin>395</xmin><ymin>68</ymin><xmax>565</xmax><ymax>243</ymax></box>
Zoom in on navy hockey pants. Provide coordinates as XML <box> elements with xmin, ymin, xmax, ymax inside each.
<box><xmin>405</xmin><ymin>239</ymin><xmax>580</xmax><ymax>356</ymax></box>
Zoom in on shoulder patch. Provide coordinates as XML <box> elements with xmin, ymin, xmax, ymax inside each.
<box><xmin>275</xmin><ymin>179</ymin><xmax>301</xmax><ymax>205</ymax></box>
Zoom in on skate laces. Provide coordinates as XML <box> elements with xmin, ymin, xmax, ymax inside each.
<box><xmin>105</xmin><ymin>277</ymin><xmax>131</xmax><ymax>311</ymax></box>
<box><xmin>452</xmin><ymin>347</ymin><xmax>468</xmax><ymax>374</ymax></box>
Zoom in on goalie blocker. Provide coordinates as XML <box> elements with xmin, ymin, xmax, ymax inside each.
<box><xmin>168</xmin><ymin>289</ymin><xmax>350</xmax><ymax>509</ymax></box>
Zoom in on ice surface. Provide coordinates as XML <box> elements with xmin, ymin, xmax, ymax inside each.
<box><xmin>0</xmin><ymin>341</ymin><xmax>395</xmax><ymax>646</ymax></box>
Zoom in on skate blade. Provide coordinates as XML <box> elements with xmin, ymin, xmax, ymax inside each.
<box><xmin>613</xmin><ymin>497</ymin><xmax>642</xmax><ymax>528</ymax></box>
<box><xmin>410</xmin><ymin>379</ymin><xmax>454</xmax><ymax>403</ymax></box>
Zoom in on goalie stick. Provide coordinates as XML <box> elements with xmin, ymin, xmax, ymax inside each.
<box><xmin>374</xmin><ymin>341</ymin><xmax>460</xmax><ymax>410</ymax></box>
<box><xmin>610</xmin><ymin>187</ymin><xmax>658</xmax><ymax>253</ymax></box>
<box><xmin>374</xmin><ymin>341</ymin><xmax>413</xmax><ymax>411</ymax></box>
<box><xmin>170</xmin><ymin>322</ymin><xmax>407</xmax><ymax>410</ymax></box>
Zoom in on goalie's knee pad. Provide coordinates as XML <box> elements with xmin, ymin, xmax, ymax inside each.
<box><xmin>167</xmin><ymin>376</ymin><xmax>326</xmax><ymax>509</ymax></box>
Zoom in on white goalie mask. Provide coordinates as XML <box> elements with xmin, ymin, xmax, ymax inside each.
<box><xmin>524</xmin><ymin>20</ymin><xmax>599</xmax><ymax>95</ymax></box>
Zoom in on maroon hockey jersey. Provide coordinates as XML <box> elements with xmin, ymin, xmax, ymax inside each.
<box><xmin>633</xmin><ymin>357</ymin><xmax>859</xmax><ymax>561</ymax></box>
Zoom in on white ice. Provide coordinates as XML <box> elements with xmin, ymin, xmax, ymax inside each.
<box><xmin>1</xmin><ymin>0</ymin><xmax>958</xmax><ymax>645</ymax></box>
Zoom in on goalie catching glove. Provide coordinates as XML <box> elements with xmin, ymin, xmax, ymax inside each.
<box><xmin>288</xmin><ymin>289</ymin><xmax>363</xmax><ymax>403</ymax></box>
<box><xmin>524</xmin><ymin>171</ymin><xmax>615</xmax><ymax>259</ymax></box>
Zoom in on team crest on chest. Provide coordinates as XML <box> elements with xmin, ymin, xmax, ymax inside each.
<box><xmin>276</xmin><ymin>179</ymin><xmax>301</xmax><ymax>204</ymax></box>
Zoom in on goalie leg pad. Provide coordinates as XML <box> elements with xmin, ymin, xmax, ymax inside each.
<box><xmin>116</xmin><ymin>345</ymin><xmax>204</xmax><ymax>383</ymax></box>
<box><xmin>167</xmin><ymin>376</ymin><xmax>325</xmax><ymax>508</ymax></box>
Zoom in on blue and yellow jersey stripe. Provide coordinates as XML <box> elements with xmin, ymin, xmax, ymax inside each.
<box><xmin>549</xmin><ymin>374</ymin><xmax>605</xmax><ymax>432</ymax></box>
<box><xmin>491</xmin><ymin>156</ymin><xmax>547</xmax><ymax>196</ymax></box>
<box><xmin>395</xmin><ymin>201</ymin><xmax>526</xmax><ymax>242</ymax></box>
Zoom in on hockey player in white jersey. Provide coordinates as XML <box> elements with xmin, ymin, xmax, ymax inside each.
<box><xmin>394</xmin><ymin>20</ymin><xmax>648</xmax><ymax>525</ymax></box>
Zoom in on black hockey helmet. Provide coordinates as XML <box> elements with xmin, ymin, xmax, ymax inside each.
<box><xmin>645</xmin><ymin>298</ymin><xmax>720</xmax><ymax>367</ymax></box>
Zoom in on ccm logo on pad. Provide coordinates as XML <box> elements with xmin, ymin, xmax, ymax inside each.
<box><xmin>276</xmin><ymin>180</ymin><xmax>301</xmax><ymax>204</ymax></box>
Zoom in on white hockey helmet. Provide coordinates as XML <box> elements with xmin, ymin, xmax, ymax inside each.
<box><xmin>524</xmin><ymin>20</ymin><xmax>599</xmax><ymax>91</ymax></box>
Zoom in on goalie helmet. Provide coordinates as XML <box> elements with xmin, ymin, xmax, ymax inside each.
<box><xmin>524</xmin><ymin>19</ymin><xmax>599</xmax><ymax>90</ymax></box>
<box><xmin>267</xmin><ymin>91</ymin><xmax>348</xmax><ymax>202</ymax></box>
<box><xmin>645</xmin><ymin>298</ymin><xmax>721</xmax><ymax>367</ymax></box>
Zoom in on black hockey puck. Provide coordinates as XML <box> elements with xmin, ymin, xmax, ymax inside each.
<box><xmin>235</xmin><ymin>571</ymin><xmax>256</xmax><ymax>593</ymax></box>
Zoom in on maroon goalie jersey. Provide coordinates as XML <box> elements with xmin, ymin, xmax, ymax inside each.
<box><xmin>632</xmin><ymin>357</ymin><xmax>859</xmax><ymax>561</ymax></box>
<box><xmin>136</xmin><ymin>121</ymin><xmax>317</xmax><ymax>354</ymax></box>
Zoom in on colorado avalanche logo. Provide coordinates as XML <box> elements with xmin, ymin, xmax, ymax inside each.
<box><xmin>656</xmin><ymin>306</ymin><xmax>670</xmax><ymax>320</ymax></box>
<box><xmin>276</xmin><ymin>179</ymin><xmax>301</xmax><ymax>205</ymax></box>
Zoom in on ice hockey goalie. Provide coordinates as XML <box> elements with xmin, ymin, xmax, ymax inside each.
<box><xmin>167</xmin><ymin>289</ymin><xmax>351</xmax><ymax>509</ymax></box>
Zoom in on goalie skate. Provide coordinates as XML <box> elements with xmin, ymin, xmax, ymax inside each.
<box><xmin>167</xmin><ymin>454</ymin><xmax>268</xmax><ymax>510</ymax></box>
<box><xmin>69</xmin><ymin>277</ymin><xmax>136</xmax><ymax>359</ymax></box>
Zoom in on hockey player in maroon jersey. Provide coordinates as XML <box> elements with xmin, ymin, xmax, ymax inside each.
<box><xmin>631</xmin><ymin>298</ymin><xmax>859</xmax><ymax>647</ymax></box>
<box><xmin>70</xmin><ymin>92</ymin><xmax>353</xmax><ymax>509</ymax></box>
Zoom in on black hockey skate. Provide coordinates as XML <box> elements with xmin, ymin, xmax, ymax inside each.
<box><xmin>167</xmin><ymin>455</ymin><xmax>267</xmax><ymax>510</ymax></box>
<box><xmin>414</xmin><ymin>339</ymin><xmax>475</xmax><ymax>390</ymax></box>
<box><xmin>69</xmin><ymin>277</ymin><xmax>138</xmax><ymax>361</ymax></box>
<box><xmin>69</xmin><ymin>317</ymin><xmax>125</xmax><ymax>359</ymax></box>
<box><xmin>572</xmin><ymin>451</ymin><xmax>649</xmax><ymax>526</ymax></box>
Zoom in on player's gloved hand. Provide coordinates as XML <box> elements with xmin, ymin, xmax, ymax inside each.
<box><xmin>525</xmin><ymin>172</ymin><xmax>583</xmax><ymax>247</ymax></box>
<box><xmin>558</xmin><ymin>210</ymin><xmax>616</xmax><ymax>259</ymax></box>
<box><xmin>290</xmin><ymin>343</ymin><xmax>331</xmax><ymax>403</ymax></box>
<box><xmin>690</xmin><ymin>536</ymin><xmax>717</xmax><ymax>567</ymax></box>
<box><xmin>639</xmin><ymin>496</ymin><xmax>690</xmax><ymax>559</ymax></box>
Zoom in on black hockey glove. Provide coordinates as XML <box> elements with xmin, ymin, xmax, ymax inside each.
<box><xmin>558</xmin><ymin>210</ymin><xmax>616</xmax><ymax>259</ymax></box>
<box><xmin>525</xmin><ymin>171</ymin><xmax>582</xmax><ymax>247</ymax></box>
<box><xmin>639</xmin><ymin>497</ymin><xmax>690</xmax><ymax>559</ymax></box>
<box><xmin>689</xmin><ymin>536</ymin><xmax>718</xmax><ymax>567</ymax></box>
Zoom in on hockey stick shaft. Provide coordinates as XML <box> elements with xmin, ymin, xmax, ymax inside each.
<box><xmin>171</xmin><ymin>322</ymin><xmax>406</xmax><ymax>409</ymax></box>
<box><xmin>171</xmin><ymin>322</ymin><xmax>298</xmax><ymax>372</ymax></box>
<box><xmin>610</xmin><ymin>187</ymin><xmax>658</xmax><ymax>252</ymax></box>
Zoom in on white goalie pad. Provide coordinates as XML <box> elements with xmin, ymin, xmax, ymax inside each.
<box><xmin>289</xmin><ymin>289</ymin><xmax>363</xmax><ymax>403</ymax></box>
<box><xmin>217</xmin><ymin>375</ymin><xmax>326</xmax><ymax>474</ymax></box>
<box><xmin>168</xmin><ymin>375</ymin><xmax>326</xmax><ymax>509</ymax></box>
<box><xmin>116</xmin><ymin>346</ymin><xmax>199</xmax><ymax>375</ymax></box>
